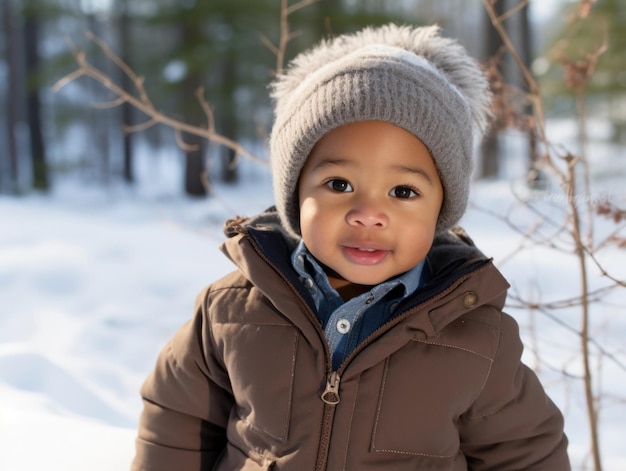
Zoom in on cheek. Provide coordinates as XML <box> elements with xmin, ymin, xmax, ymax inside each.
<box><xmin>298</xmin><ymin>197</ymin><xmax>340</xmax><ymax>250</ymax></box>
<box><xmin>401</xmin><ymin>211</ymin><xmax>439</xmax><ymax>250</ymax></box>
<box><xmin>298</xmin><ymin>196</ymin><xmax>319</xmax><ymax>238</ymax></box>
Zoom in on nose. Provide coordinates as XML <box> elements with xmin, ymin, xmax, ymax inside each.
<box><xmin>345</xmin><ymin>199</ymin><xmax>389</xmax><ymax>228</ymax></box>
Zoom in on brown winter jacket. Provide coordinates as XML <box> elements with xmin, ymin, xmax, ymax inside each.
<box><xmin>132</xmin><ymin>210</ymin><xmax>570</xmax><ymax>471</ymax></box>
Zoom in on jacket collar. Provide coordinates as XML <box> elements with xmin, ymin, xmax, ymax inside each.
<box><xmin>221</xmin><ymin>208</ymin><xmax>509</xmax><ymax>338</ymax></box>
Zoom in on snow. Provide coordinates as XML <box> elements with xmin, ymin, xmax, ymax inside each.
<box><xmin>1</xmin><ymin>137</ymin><xmax>625</xmax><ymax>470</ymax></box>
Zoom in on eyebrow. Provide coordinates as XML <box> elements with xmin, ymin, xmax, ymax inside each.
<box><xmin>310</xmin><ymin>158</ymin><xmax>436</xmax><ymax>186</ymax></box>
<box><xmin>310</xmin><ymin>158</ymin><xmax>355</xmax><ymax>170</ymax></box>
<box><xmin>390</xmin><ymin>164</ymin><xmax>436</xmax><ymax>185</ymax></box>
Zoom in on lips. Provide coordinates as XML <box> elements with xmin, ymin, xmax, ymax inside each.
<box><xmin>342</xmin><ymin>245</ymin><xmax>389</xmax><ymax>265</ymax></box>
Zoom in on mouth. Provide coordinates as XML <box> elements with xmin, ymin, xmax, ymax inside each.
<box><xmin>342</xmin><ymin>244</ymin><xmax>389</xmax><ymax>265</ymax></box>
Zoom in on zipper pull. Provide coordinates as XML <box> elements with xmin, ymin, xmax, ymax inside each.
<box><xmin>321</xmin><ymin>371</ymin><xmax>341</xmax><ymax>405</ymax></box>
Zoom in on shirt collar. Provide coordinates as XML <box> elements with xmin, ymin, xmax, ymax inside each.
<box><xmin>291</xmin><ymin>240</ymin><xmax>425</xmax><ymax>306</ymax></box>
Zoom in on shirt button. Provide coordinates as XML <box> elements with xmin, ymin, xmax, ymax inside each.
<box><xmin>336</xmin><ymin>319</ymin><xmax>351</xmax><ymax>334</ymax></box>
<box><xmin>304</xmin><ymin>278</ymin><xmax>314</xmax><ymax>289</ymax></box>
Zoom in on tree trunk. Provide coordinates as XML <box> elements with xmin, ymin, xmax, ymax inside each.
<box><xmin>184</xmin><ymin>133</ymin><xmax>207</xmax><ymax>196</ymax></box>
<box><xmin>2</xmin><ymin>0</ymin><xmax>21</xmax><ymax>193</ymax></box>
<box><xmin>219</xmin><ymin>49</ymin><xmax>238</xmax><ymax>183</ymax></box>
<box><xmin>518</xmin><ymin>0</ymin><xmax>544</xmax><ymax>188</ymax></box>
<box><xmin>480</xmin><ymin>0</ymin><xmax>506</xmax><ymax>179</ymax></box>
<box><xmin>118</xmin><ymin>0</ymin><xmax>134</xmax><ymax>183</ymax></box>
<box><xmin>180</xmin><ymin>12</ymin><xmax>207</xmax><ymax>196</ymax></box>
<box><xmin>24</xmin><ymin>1</ymin><xmax>48</xmax><ymax>191</ymax></box>
<box><xmin>87</xmin><ymin>14</ymin><xmax>110</xmax><ymax>183</ymax></box>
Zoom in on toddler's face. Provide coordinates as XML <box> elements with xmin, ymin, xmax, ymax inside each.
<box><xmin>298</xmin><ymin>120</ymin><xmax>443</xmax><ymax>291</ymax></box>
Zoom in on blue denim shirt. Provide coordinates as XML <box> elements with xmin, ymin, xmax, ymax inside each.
<box><xmin>291</xmin><ymin>241</ymin><xmax>425</xmax><ymax>370</ymax></box>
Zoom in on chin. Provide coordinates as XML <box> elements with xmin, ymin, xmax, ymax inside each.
<box><xmin>343</xmin><ymin>274</ymin><xmax>388</xmax><ymax>287</ymax></box>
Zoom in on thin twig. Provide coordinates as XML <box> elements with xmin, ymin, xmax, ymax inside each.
<box><xmin>275</xmin><ymin>0</ymin><xmax>320</xmax><ymax>75</ymax></box>
<box><xmin>508</xmin><ymin>284</ymin><xmax>617</xmax><ymax>310</ymax></box>
<box><xmin>50</xmin><ymin>68</ymin><xmax>86</xmax><ymax>92</ymax></box>
<box><xmin>91</xmin><ymin>96</ymin><xmax>127</xmax><ymax>109</ymax></box>
<box><xmin>584</xmin><ymin>247</ymin><xmax>626</xmax><ymax>288</ymax></box>
<box><xmin>124</xmin><ymin>118</ymin><xmax>158</xmax><ymax>134</ymax></box>
<box><xmin>175</xmin><ymin>129</ymin><xmax>199</xmax><ymax>152</ymax></box>
<box><xmin>498</xmin><ymin>0</ymin><xmax>530</xmax><ymax>23</ymax></box>
<box><xmin>508</xmin><ymin>294</ymin><xmax>626</xmax><ymax>375</ymax></box>
<box><xmin>260</xmin><ymin>34</ymin><xmax>280</xmax><ymax>57</ymax></box>
<box><xmin>86</xmin><ymin>31</ymin><xmax>154</xmax><ymax>108</ymax></box>
<box><xmin>195</xmin><ymin>87</ymin><xmax>216</xmax><ymax>133</ymax></box>
<box><xmin>285</xmin><ymin>0</ymin><xmax>318</xmax><ymax>16</ymax></box>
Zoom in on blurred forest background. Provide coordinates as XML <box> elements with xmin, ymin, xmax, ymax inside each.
<box><xmin>1</xmin><ymin>0</ymin><xmax>624</xmax><ymax>197</ymax></box>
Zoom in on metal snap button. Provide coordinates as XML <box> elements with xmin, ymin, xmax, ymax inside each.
<box><xmin>336</xmin><ymin>319</ymin><xmax>351</xmax><ymax>334</ymax></box>
<box><xmin>463</xmin><ymin>291</ymin><xmax>478</xmax><ymax>309</ymax></box>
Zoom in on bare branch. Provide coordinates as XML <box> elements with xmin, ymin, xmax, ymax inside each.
<box><xmin>51</xmin><ymin>68</ymin><xmax>87</xmax><ymax>93</ymax></box>
<box><xmin>287</xmin><ymin>30</ymin><xmax>303</xmax><ymax>43</ymax></box>
<box><xmin>509</xmin><ymin>293</ymin><xmax>626</xmax><ymax>375</ymax></box>
<box><xmin>85</xmin><ymin>31</ymin><xmax>154</xmax><ymax>108</ymax></box>
<box><xmin>286</xmin><ymin>0</ymin><xmax>319</xmax><ymax>16</ymax></box>
<box><xmin>195</xmin><ymin>87</ymin><xmax>216</xmax><ymax>132</ymax></box>
<box><xmin>260</xmin><ymin>34</ymin><xmax>280</xmax><ymax>56</ymax></box>
<box><xmin>51</xmin><ymin>0</ymin><xmax>320</xmax><ymax>168</ymax></box>
<box><xmin>91</xmin><ymin>96</ymin><xmax>127</xmax><ymax>109</ymax></box>
<box><xmin>124</xmin><ymin>118</ymin><xmax>158</xmax><ymax>134</ymax></box>
<box><xmin>273</xmin><ymin>0</ymin><xmax>320</xmax><ymax>76</ymax></box>
<box><xmin>470</xmin><ymin>197</ymin><xmax>573</xmax><ymax>256</ymax></box>
<box><xmin>584</xmin><ymin>248</ymin><xmax>626</xmax><ymax>288</ymax></box>
<box><xmin>509</xmin><ymin>284</ymin><xmax>617</xmax><ymax>310</ymax></box>
<box><xmin>175</xmin><ymin>129</ymin><xmax>200</xmax><ymax>152</ymax></box>
<box><xmin>51</xmin><ymin>31</ymin><xmax>267</xmax><ymax>166</ymax></box>
<box><xmin>498</xmin><ymin>0</ymin><xmax>529</xmax><ymax>23</ymax></box>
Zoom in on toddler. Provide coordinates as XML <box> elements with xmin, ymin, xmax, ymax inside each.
<box><xmin>132</xmin><ymin>24</ymin><xmax>570</xmax><ymax>470</ymax></box>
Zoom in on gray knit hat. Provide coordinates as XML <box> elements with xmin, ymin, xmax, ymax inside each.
<box><xmin>269</xmin><ymin>24</ymin><xmax>492</xmax><ymax>237</ymax></box>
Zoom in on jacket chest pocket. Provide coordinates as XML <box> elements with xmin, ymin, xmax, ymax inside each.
<box><xmin>371</xmin><ymin>339</ymin><xmax>491</xmax><ymax>459</ymax></box>
<box><xmin>220</xmin><ymin>323</ymin><xmax>298</xmax><ymax>442</ymax></box>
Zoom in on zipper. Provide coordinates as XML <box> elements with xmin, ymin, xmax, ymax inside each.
<box><xmin>241</xmin><ymin>231</ymin><xmax>340</xmax><ymax>471</ymax></box>
<box><xmin>315</xmin><ymin>396</ymin><xmax>338</xmax><ymax>471</ymax></box>
<box><xmin>321</xmin><ymin>371</ymin><xmax>340</xmax><ymax>405</ymax></box>
<box><xmin>315</xmin><ymin>371</ymin><xmax>341</xmax><ymax>471</ymax></box>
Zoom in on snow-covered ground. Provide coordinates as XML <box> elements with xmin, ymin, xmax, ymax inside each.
<box><xmin>1</xmin><ymin>131</ymin><xmax>625</xmax><ymax>470</ymax></box>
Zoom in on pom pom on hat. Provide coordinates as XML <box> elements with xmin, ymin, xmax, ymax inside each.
<box><xmin>269</xmin><ymin>24</ymin><xmax>492</xmax><ymax>237</ymax></box>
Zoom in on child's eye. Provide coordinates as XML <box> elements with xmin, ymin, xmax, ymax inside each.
<box><xmin>325</xmin><ymin>179</ymin><xmax>353</xmax><ymax>193</ymax></box>
<box><xmin>390</xmin><ymin>185</ymin><xmax>419</xmax><ymax>199</ymax></box>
